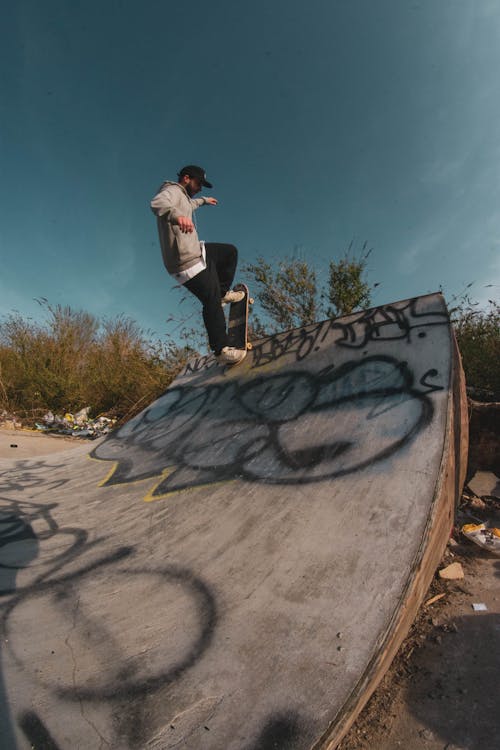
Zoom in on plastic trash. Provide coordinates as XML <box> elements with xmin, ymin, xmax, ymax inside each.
<box><xmin>461</xmin><ymin>523</ymin><xmax>500</xmax><ymax>556</ymax></box>
<box><xmin>36</xmin><ymin>408</ymin><xmax>117</xmax><ymax>439</ymax></box>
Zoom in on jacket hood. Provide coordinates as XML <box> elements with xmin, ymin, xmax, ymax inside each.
<box><xmin>156</xmin><ymin>180</ymin><xmax>186</xmax><ymax>194</ymax></box>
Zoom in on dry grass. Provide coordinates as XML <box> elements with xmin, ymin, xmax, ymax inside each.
<box><xmin>0</xmin><ymin>301</ymin><xmax>197</xmax><ymax>424</ymax></box>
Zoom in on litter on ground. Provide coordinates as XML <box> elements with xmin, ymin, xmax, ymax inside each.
<box><xmin>461</xmin><ymin>523</ymin><xmax>500</xmax><ymax>556</ymax></box>
<box><xmin>35</xmin><ymin>408</ymin><xmax>116</xmax><ymax>439</ymax></box>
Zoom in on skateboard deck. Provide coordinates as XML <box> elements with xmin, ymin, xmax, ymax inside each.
<box><xmin>226</xmin><ymin>283</ymin><xmax>252</xmax><ymax>353</ymax></box>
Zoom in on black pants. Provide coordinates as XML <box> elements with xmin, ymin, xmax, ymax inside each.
<box><xmin>184</xmin><ymin>243</ymin><xmax>238</xmax><ymax>354</ymax></box>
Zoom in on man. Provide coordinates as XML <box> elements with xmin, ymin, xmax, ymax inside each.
<box><xmin>151</xmin><ymin>165</ymin><xmax>246</xmax><ymax>365</ymax></box>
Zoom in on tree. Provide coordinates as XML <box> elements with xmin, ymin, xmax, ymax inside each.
<box><xmin>244</xmin><ymin>256</ymin><xmax>318</xmax><ymax>336</ymax></box>
<box><xmin>244</xmin><ymin>243</ymin><xmax>375</xmax><ymax>336</ymax></box>
<box><xmin>326</xmin><ymin>241</ymin><xmax>373</xmax><ymax>318</ymax></box>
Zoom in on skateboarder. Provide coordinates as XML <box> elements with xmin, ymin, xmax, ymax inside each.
<box><xmin>151</xmin><ymin>165</ymin><xmax>246</xmax><ymax>365</ymax></box>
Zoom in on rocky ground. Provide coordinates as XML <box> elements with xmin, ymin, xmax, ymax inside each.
<box><xmin>339</xmin><ymin>474</ymin><xmax>500</xmax><ymax>750</ymax></box>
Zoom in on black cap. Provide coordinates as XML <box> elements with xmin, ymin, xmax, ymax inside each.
<box><xmin>177</xmin><ymin>165</ymin><xmax>213</xmax><ymax>189</ymax></box>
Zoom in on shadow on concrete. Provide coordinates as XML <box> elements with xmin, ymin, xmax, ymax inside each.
<box><xmin>0</xmin><ymin>508</ymin><xmax>40</xmax><ymax>750</ymax></box>
<box><xmin>406</xmin><ymin>611</ymin><xmax>500</xmax><ymax>750</ymax></box>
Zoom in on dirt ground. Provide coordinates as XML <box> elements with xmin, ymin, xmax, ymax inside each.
<box><xmin>339</xmin><ymin>481</ymin><xmax>500</xmax><ymax>750</ymax></box>
<box><xmin>1</xmin><ymin>427</ymin><xmax>498</xmax><ymax>750</ymax></box>
<box><xmin>0</xmin><ymin>426</ymin><xmax>84</xmax><ymax>459</ymax></box>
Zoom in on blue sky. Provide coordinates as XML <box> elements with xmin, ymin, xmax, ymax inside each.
<box><xmin>1</xmin><ymin>0</ymin><xmax>499</xmax><ymax>342</ymax></box>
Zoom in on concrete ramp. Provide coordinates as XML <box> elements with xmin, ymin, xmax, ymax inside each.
<box><xmin>0</xmin><ymin>293</ymin><xmax>467</xmax><ymax>749</ymax></box>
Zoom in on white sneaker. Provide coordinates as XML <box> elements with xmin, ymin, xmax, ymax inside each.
<box><xmin>221</xmin><ymin>290</ymin><xmax>245</xmax><ymax>306</ymax></box>
<box><xmin>216</xmin><ymin>346</ymin><xmax>247</xmax><ymax>365</ymax></box>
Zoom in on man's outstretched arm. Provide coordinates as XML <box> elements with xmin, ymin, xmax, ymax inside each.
<box><xmin>151</xmin><ymin>187</ymin><xmax>218</xmax><ymax>233</ymax></box>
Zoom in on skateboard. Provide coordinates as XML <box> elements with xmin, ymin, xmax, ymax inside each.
<box><xmin>227</xmin><ymin>283</ymin><xmax>253</xmax><ymax>353</ymax></box>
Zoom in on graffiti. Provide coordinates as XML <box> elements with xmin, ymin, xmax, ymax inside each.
<box><xmin>92</xmin><ymin>297</ymin><xmax>449</xmax><ymax>498</ymax></box>
<box><xmin>92</xmin><ymin>355</ymin><xmax>443</xmax><ymax>497</ymax></box>
<box><xmin>0</xmin><ymin>497</ymin><xmax>218</xmax><ymax>748</ymax></box>
<box><xmin>326</xmin><ymin>296</ymin><xmax>449</xmax><ymax>349</ymax></box>
<box><xmin>183</xmin><ymin>296</ymin><xmax>449</xmax><ymax>374</ymax></box>
<box><xmin>3</xmin><ymin>563</ymin><xmax>217</xmax><ymax>701</ymax></box>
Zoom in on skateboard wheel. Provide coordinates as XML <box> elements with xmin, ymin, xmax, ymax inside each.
<box><xmin>247</xmin><ymin>342</ymin><xmax>253</xmax><ymax>350</ymax></box>
<box><xmin>249</xmin><ymin>298</ymin><xmax>254</xmax><ymax>305</ymax></box>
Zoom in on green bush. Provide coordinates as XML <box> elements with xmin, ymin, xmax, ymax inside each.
<box><xmin>452</xmin><ymin>299</ymin><xmax>500</xmax><ymax>401</ymax></box>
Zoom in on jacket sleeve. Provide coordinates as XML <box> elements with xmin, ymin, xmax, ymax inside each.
<box><xmin>190</xmin><ymin>197</ymin><xmax>207</xmax><ymax>209</ymax></box>
<box><xmin>150</xmin><ymin>185</ymin><xmax>182</xmax><ymax>223</ymax></box>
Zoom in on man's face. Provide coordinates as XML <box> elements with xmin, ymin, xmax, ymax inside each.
<box><xmin>185</xmin><ymin>176</ymin><xmax>203</xmax><ymax>197</ymax></box>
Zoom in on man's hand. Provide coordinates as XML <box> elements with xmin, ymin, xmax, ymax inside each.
<box><xmin>177</xmin><ymin>216</ymin><xmax>195</xmax><ymax>233</ymax></box>
<box><xmin>205</xmin><ymin>197</ymin><xmax>218</xmax><ymax>205</ymax></box>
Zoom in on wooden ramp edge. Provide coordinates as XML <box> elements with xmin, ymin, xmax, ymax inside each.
<box><xmin>318</xmin><ymin>331</ymin><xmax>468</xmax><ymax>749</ymax></box>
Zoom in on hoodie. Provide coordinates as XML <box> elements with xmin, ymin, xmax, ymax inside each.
<box><xmin>150</xmin><ymin>181</ymin><xmax>209</xmax><ymax>276</ymax></box>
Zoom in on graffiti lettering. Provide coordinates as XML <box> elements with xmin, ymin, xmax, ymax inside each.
<box><xmin>181</xmin><ymin>297</ymin><xmax>449</xmax><ymax>375</ymax></box>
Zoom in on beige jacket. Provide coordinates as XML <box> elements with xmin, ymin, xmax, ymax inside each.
<box><xmin>150</xmin><ymin>181</ymin><xmax>208</xmax><ymax>274</ymax></box>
